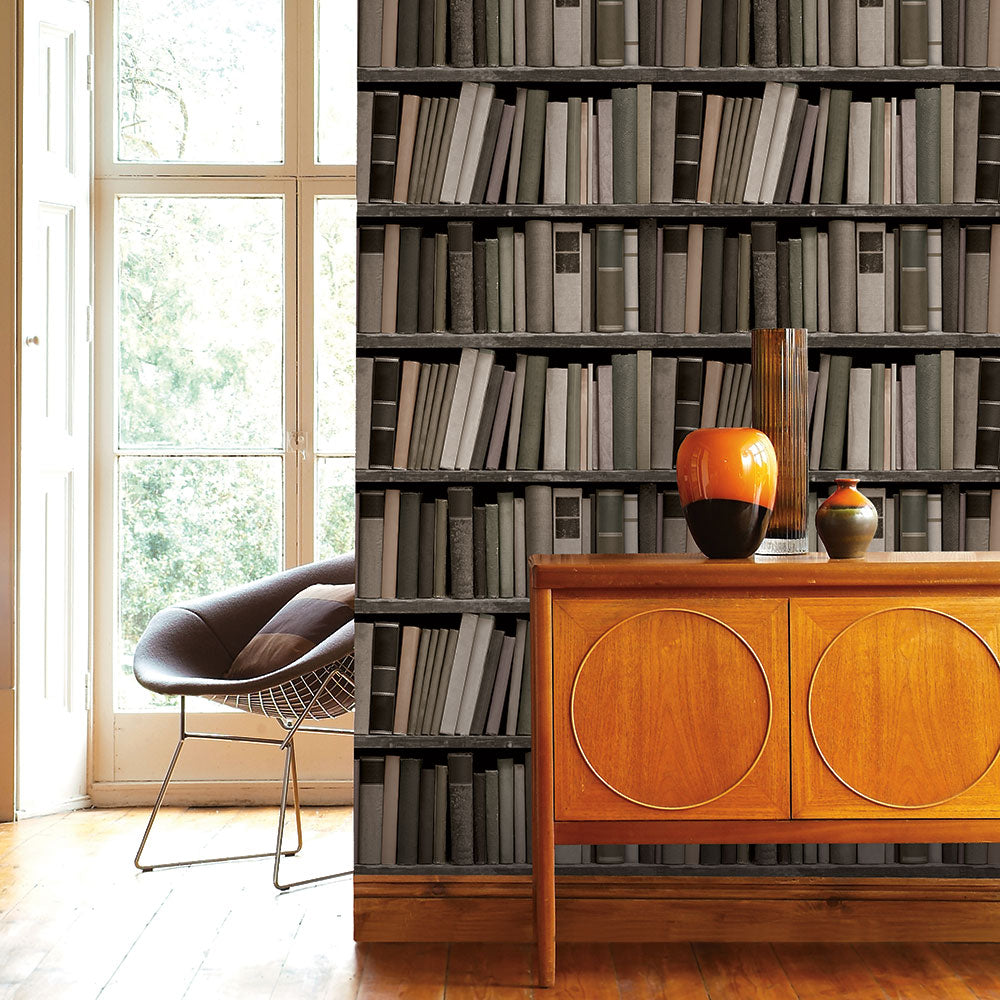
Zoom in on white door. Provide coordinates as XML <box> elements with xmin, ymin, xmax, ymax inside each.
<box><xmin>18</xmin><ymin>0</ymin><xmax>92</xmax><ymax>816</ymax></box>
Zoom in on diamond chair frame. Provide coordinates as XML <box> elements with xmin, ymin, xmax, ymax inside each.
<box><xmin>130</xmin><ymin>555</ymin><xmax>355</xmax><ymax>892</ymax></box>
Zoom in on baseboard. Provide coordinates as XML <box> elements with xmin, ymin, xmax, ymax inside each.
<box><xmin>16</xmin><ymin>793</ymin><xmax>92</xmax><ymax>819</ymax></box>
<box><xmin>0</xmin><ymin>689</ymin><xmax>12</xmax><ymax>822</ymax></box>
<box><xmin>90</xmin><ymin>779</ymin><xmax>353</xmax><ymax>808</ymax></box>
<box><xmin>354</xmin><ymin>875</ymin><xmax>1000</xmax><ymax>943</ymax></box>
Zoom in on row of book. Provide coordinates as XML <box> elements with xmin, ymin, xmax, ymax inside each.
<box><xmin>358</xmin><ymin>220</ymin><xmax>1000</xmax><ymax>336</ymax></box>
<box><xmin>354</xmin><ymin>616</ymin><xmax>530</xmax><ymax>737</ymax></box>
<box><xmin>355</xmin><ymin>752</ymin><xmax>1000</xmax><ymax>867</ymax></box>
<box><xmin>359</xmin><ymin>0</ymin><xmax>1000</xmax><ymax>69</ymax></box>
<box><xmin>356</xmin><ymin>349</ymin><xmax>1000</xmax><ymax>475</ymax></box>
<box><xmin>355</xmin><ymin>752</ymin><xmax>531</xmax><ymax>866</ymax></box>
<box><xmin>360</xmin><ymin>83</ymin><xmax>1000</xmax><ymax>206</ymax></box>
<box><xmin>356</xmin><ymin>484</ymin><xmax>1000</xmax><ymax>600</ymax></box>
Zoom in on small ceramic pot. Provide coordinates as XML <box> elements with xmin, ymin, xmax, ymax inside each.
<box><xmin>816</xmin><ymin>478</ymin><xmax>878</xmax><ymax>559</ymax></box>
<box><xmin>676</xmin><ymin>427</ymin><xmax>778</xmax><ymax>559</ymax></box>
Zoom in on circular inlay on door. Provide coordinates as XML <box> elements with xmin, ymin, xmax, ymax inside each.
<box><xmin>570</xmin><ymin>609</ymin><xmax>772</xmax><ymax>810</ymax></box>
<box><xmin>808</xmin><ymin>607</ymin><xmax>1000</xmax><ymax>809</ymax></box>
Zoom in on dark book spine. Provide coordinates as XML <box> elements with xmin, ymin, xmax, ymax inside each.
<box><xmin>447</xmin><ymin>486</ymin><xmax>475</xmax><ymax>597</ymax></box>
<box><xmin>418</xmin><ymin>0</ymin><xmax>436</xmax><ymax>65</ymax></box>
<box><xmin>473</xmin><ymin>505</ymin><xmax>487</xmax><ymax>596</ymax></box>
<box><xmin>941</xmin><ymin>0</ymin><xmax>959</xmax><ymax>64</ymax></box>
<box><xmin>942</xmin><ymin>482</ymin><xmax>961</xmax><ymax>550</ymax></box>
<box><xmin>750</xmin><ymin>221</ymin><xmax>777</xmax><ymax>328</ymax></box>
<box><xmin>638</xmin><ymin>219</ymin><xmax>657</xmax><ymax>333</ymax></box>
<box><xmin>417</xmin><ymin>765</ymin><xmax>435</xmax><ymax>863</ymax></box>
<box><xmin>447</xmin><ymin>222</ymin><xmax>474</xmax><ymax>333</ymax></box>
<box><xmin>820</xmin><ymin>89</ymin><xmax>851</xmax><ymax>204</ymax></box>
<box><xmin>976</xmin><ymin>357</ymin><xmax>1000</xmax><ymax>469</ymax></box>
<box><xmin>369</xmin><ymin>623</ymin><xmax>401</xmax><ymax>733</ymax></box>
<box><xmin>722</xmin><ymin>0</ymin><xmax>740</xmax><ymax>65</ymax></box>
<box><xmin>448</xmin><ymin>753</ymin><xmax>475</xmax><ymax>864</ymax></box>
<box><xmin>516</xmin><ymin>354</ymin><xmax>550</xmax><ymax>469</ymax></box>
<box><xmin>450</xmin><ymin>0</ymin><xmax>475</xmax><ymax>65</ymax></box>
<box><xmin>397</xmin><ymin>492</ymin><xmax>421</xmax><ymax>598</ymax></box>
<box><xmin>396</xmin><ymin>757</ymin><xmax>421</xmax><ymax>865</ymax></box>
<box><xmin>370</xmin><ymin>91</ymin><xmax>402</xmax><ymax>202</ymax></box>
<box><xmin>701</xmin><ymin>0</ymin><xmax>724</xmax><ymax>65</ymax></box>
<box><xmin>612</xmin><ymin>353</ymin><xmax>638</xmax><ymax>470</ymax></box>
<box><xmin>722</xmin><ymin>236</ymin><xmax>740</xmax><ymax>332</ymax></box>
<box><xmin>776</xmin><ymin>239</ymin><xmax>790</xmax><ymax>328</ymax></box>
<box><xmin>525</xmin><ymin>0</ymin><xmax>555</xmax><ymax>65</ymax></box>
<box><xmin>473</xmin><ymin>240</ymin><xmax>487</xmax><ymax>333</ymax></box>
<box><xmin>473</xmin><ymin>771</ymin><xmax>487</xmax><ymax>863</ymax></box>
<box><xmin>976</xmin><ymin>92</ymin><xmax>1000</xmax><ymax>204</ymax></box>
<box><xmin>396</xmin><ymin>227</ymin><xmax>421</xmax><ymax>333</ymax></box>
<box><xmin>473</xmin><ymin>0</ymin><xmax>488</xmax><ymax>64</ymax></box>
<box><xmin>516</xmin><ymin>89</ymin><xmax>550</xmax><ymax>204</ymax></box>
<box><xmin>397</xmin><ymin>0</ymin><xmax>420</xmax><ymax>65</ymax></box>
<box><xmin>941</xmin><ymin>218</ymin><xmax>960</xmax><ymax>333</ymax></box>
<box><xmin>418</xmin><ymin>501</ymin><xmax>435</xmax><ymax>597</ymax></box>
<box><xmin>752</xmin><ymin>0</ymin><xmax>778</xmax><ymax>65</ymax></box>
<box><xmin>673</xmin><ymin>92</ymin><xmax>703</xmax><ymax>204</ymax></box>
<box><xmin>357</xmin><ymin>757</ymin><xmax>386</xmax><ymax>865</ymax></box>
<box><xmin>612</xmin><ymin>87</ymin><xmax>639</xmax><ymax>204</ymax></box>
<box><xmin>596</xmin><ymin>224</ymin><xmax>625</xmax><ymax>333</ymax></box>
<box><xmin>639</xmin><ymin>0</ymin><xmax>657</xmax><ymax>64</ymax></box>
<box><xmin>369</xmin><ymin>357</ymin><xmax>400</xmax><ymax>468</ymax></box>
<box><xmin>701</xmin><ymin>227</ymin><xmax>725</xmax><ymax>333</ymax></box>
<box><xmin>776</xmin><ymin>0</ymin><xmax>790</xmax><ymax>64</ymax></box>
<box><xmin>673</xmin><ymin>357</ymin><xmax>704</xmax><ymax>462</ymax></box>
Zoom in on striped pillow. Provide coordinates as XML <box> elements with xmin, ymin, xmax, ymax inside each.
<box><xmin>227</xmin><ymin>583</ymin><xmax>354</xmax><ymax>680</ymax></box>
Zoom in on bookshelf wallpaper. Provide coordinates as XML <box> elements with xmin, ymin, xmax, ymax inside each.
<box><xmin>354</xmin><ymin>0</ymin><xmax>1000</xmax><ymax>876</ymax></box>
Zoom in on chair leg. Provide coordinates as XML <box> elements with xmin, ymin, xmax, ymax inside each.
<box><xmin>135</xmin><ymin>722</ymin><xmax>304</xmax><ymax>873</ymax></box>
<box><xmin>273</xmin><ymin>738</ymin><xmax>352</xmax><ymax>891</ymax></box>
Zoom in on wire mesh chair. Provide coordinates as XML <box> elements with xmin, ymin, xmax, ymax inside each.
<box><xmin>131</xmin><ymin>554</ymin><xmax>355</xmax><ymax>890</ymax></box>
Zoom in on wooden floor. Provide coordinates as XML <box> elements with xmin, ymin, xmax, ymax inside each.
<box><xmin>4</xmin><ymin>809</ymin><xmax>1000</xmax><ymax>999</ymax></box>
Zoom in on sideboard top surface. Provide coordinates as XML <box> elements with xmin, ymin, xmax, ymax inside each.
<box><xmin>530</xmin><ymin>552</ymin><xmax>1000</xmax><ymax>591</ymax></box>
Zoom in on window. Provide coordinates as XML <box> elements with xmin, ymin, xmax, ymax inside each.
<box><xmin>93</xmin><ymin>0</ymin><xmax>356</xmax><ymax>784</ymax></box>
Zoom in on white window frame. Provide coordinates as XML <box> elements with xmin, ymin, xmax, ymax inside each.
<box><xmin>91</xmin><ymin>0</ymin><xmax>357</xmax><ymax>802</ymax></box>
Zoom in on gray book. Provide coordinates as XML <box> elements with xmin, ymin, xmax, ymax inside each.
<box><xmin>498</xmin><ymin>757</ymin><xmax>515</xmax><ymax>864</ymax></box>
<box><xmin>525</xmin><ymin>219</ymin><xmax>554</xmax><ymax>333</ymax></box>
<box><xmin>516</xmin><ymin>88</ymin><xmax>550</xmax><ymax>204</ymax></box>
<box><xmin>438</xmin><ymin>613</ymin><xmax>479</xmax><ymax>735</ymax></box>
<box><xmin>725</xmin><ymin>97</ymin><xmax>751</xmax><ymax>203</ymax></box>
<box><xmin>513</xmin><ymin>763</ymin><xmax>527</xmax><ymax>864</ymax></box>
<box><xmin>567</xmin><ymin>97</ymin><xmax>583</xmax><ymax>204</ymax></box>
<box><xmin>470</xmin><ymin>628</ymin><xmax>504</xmax><ymax>732</ymax></box>
<box><xmin>651</xmin><ymin>356</ymin><xmax>678</xmax><ymax>469</ymax></box>
<box><xmin>662</xmin><ymin>0</ymin><xmax>686</xmax><ymax>64</ymax></box>
<box><xmin>753</xmin><ymin>0</ymin><xmax>778</xmax><ymax>64</ymax></box>
<box><xmin>976</xmin><ymin>357</ymin><xmax>1000</xmax><ymax>468</ymax></box>
<box><xmin>450</xmin><ymin>0</ymin><xmax>475</xmax><ymax>65</ymax></box>
<box><xmin>701</xmin><ymin>227</ymin><xmax>725</xmax><ymax>332</ymax></box>
<box><xmin>505</xmin><ymin>619</ymin><xmax>529</xmax><ymax>736</ymax></box>
<box><xmin>856</xmin><ymin>222</ymin><xmax>885</xmax><ymax>333</ymax></box>
<box><xmin>596</xmin><ymin>224</ymin><xmax>626</xmax><ymax>332</ymax></box>
<box><xmin>498</xmin><ymin>491</ymin><xmax>515</xmax><ymax>595</ymax></box>
<box><xmin>357</xmin><ymin>757</ymin><xmax>385</xmax><ymax>866</ymax></box>
<box><xmin>612</xmin><ymin>353</ymin><xmax>638</xmax><ymax>470</ymax></box>
<box><xmin>396</xmin><ymin>757</ymin><xmax>421</xmax><ymax>865</ymax></box>
<box><xmin>900</xmin><ymin>0</ymin><xmax>930</xmax><ymax>64</ymax></box>
<box><xmin>869</xmin><ymin>363</ymin><xmax>886</xmax><ymax>472</ymax></box>
<box><xmin>751</xmin><ymin>221</ymin><xmax>777</xmax><ymax>327</ymax></box>
<box><xmin>820</xmin><ymin>354</ymin><xmax>852</xmax><ymax>469</ymax></box>
<box><xmin>359</xmin><ymin>0</ymin><xmax>384</xmax><ymax>67</ymax></box>
<box><xmin>553</xmin><ymin>223</ymin><xmax>583</xmax><ymax>333</ymax></box>
<box><xmin>486</xmin><ymin>371</ymin><xmax>516</xmax><ymax>470</ymax></box>
<box><xmin>472</xmin><ymin>772</ymin><xmax>486</xmax><ymax>864</ymax></box>
<box><xmin>356</xmin><ymin>356</ymin><xmax>374</xmax><ymax>472</ymax></box>
<box><xmin>612</xmin><ymin>87</ymin><xmax>638</xmax><ymax>204</ymax></box>
<box><xmin>966</xmin><ymin>226</ymin><xmax>991</xmax><ymax>333</ymax></box>
<box><xmin>808</xmin><ymin>88</ymin><xmax>832</xmax><ymax>204</ymax></box>
<box><xmin>357</xmin><ymin>228</ymin><xmax>385</xmax><ymax>335</ymax></box>
<box><xmin>505</xmin><ymin>88</ymin><xmax>528</xmax><ymax>203</ymax></box>
<box><xmin>417</xmin><ymin>235</ymin><xmax>435</xmax><ymax>332</ymax></box>
<box><xmin>485</xmin><ymin>769</ymin><xmax>500</xmax><ymax>863</ymax></box>
<box><xmin>954</xmin><ymin>90</ymin><xmax>981</xmax><ymax>204</ymax></box>
<box><xmin>830</xmin><ymin>0</ymin><xmax>857</xmax><ymax>63</ymax></box>
<box><xmin>485</xmin><ymin>634</ymin><xmax>516</xmax><ymax>735</ymax></box>
<box><xmin>899</xmin><ymin>224</ymin><xmax>929</xmax><ymax>333</ymax></box>
<box><xmin>397</xmin><ymin>492</ymin><xmax>421</xmax><ymax>598</ymax></box>
<box><xmin>650</xmin><ymin>90</ymin><xmax>677</xmax><ymax>203</ymax></box>
<box><xmin>846</xmin><ymin>366</ymin><xmax>871</xmax><ymax>470</ymax></box>
<box><xmin>516</xmin><ymin>354</ymin><xmax>549</xmax><ymax>469</ymax></box>
<box><xmin>774</xmin><ymin>97</ymin><xmax>808</xmax><ymax>203</ymax></box>
<box><xmin>410</xmin><ymin>629</ymin><xmax>439</xmax><ymax>733</ymax></box>
<box><xmin>673</xmin><ymin>91</ymin><xmax>703</xmax><ymax>203</ymax></box>
<box><xmin>447</xmin><ymin>222</ymin><xmax>474</xmax><ymax>333</ymax></box>
<box><xmin>486</xmin><ymin>105</ymin><xmax>516</xmax><ymax>204</ymax></box>
<box><xmin>966</xmin><ymin>491</ymin><xmax>992</xmax><ymax>550</ymax></box>
<box><xmin>432</xmin><ymin>764</ymin><xmax>448</xmax><ymax>863</ymax></box>
<box><xmin>543</xmin><ymin>367</ymin><xmax>568</xmax><ymax>470</ymax></box>
<box><xmin>955</xmin><ymin>356</ymin><xmax>981</xmax><ymax>468</ymax></box>
<box><xmin>847</xmin><ymin>101</ymin><xmax>871</xmax><ymax>204</ymax></box>
<box><xmin>447</xmin><ymin>487</ymin><xmax>474</xmax><ymax>597</ymax></box>
<box><xmin>738</xmin><ymin>232</ymin><xmax>752</xmax><ymax>330</ymax></box>
<box><xmin>966</xmin><ymin>0</ymin><xmax>989</xmax><ymax>64</ymax></box>
<box><xmin>525</xmin><ymin>484</ymin><xmax>554</xmax><ymax>582</ymax></box>
<box><xmin>426</xmin><ymin>628</ymin><xmax>459</xmax><ymax>735</ymax></box>
<box><xmin>674</xmin><ymin>357</ymin><xmax>703</xmax><ymax>461</ymax></box>
<box><xmin>915</xmin><ymin>87</ymin><xmax>941</xmax><ymax>203</ymax></box>
<box><xmin>595</xmin><ymin>490</ymin><xmax>625</xmax><ymax>552</ymax></box>
<box><xmin>661</xmin><ymin>226</ymin><xmax>687</xmax><ymax>332</ymax></box>
<box><xmin>869</xmin><ymin>96</ymin><xmax>885</xmax><ymax>204</ymax></box>
<box><xmin>828</xmin><ymin>219</ymin><xmax>857</xmax><ymax>333</ymax></box>
<box><xmin>597</xmin><ymin>0</ymin><xmax>626</xmax><ymax>64</ymax></box>
<box><xmin>820</xmin><ymin>89</ymin><xmax>851</xmax><ymax>203</ymax></box>
<box><xmin>899</xmin><ymin>489</ymin><xmax>929</xmax><ymax>550</ymax></box>
<box><xmin>543</xmin><ymin>101</ymin><xmax>568</xmax><ymax>204</ymax></box>
<box><xmin>381</xmin><ymin>754</ymin><xmax>400</xmax><ymax>865</ymax></box>
<box><xmin>433</xmin><ymin>497</ymin><xmax>448</xmax><ymax>595</ymax></box>
<box><xmin>744</xmin><ymin>81</ymin><xmax>781</xmax><ymax>204</ymax></box>
<box><xmin>358</xmin><ymin>492</ymin><xmax>385</xmax><ymax>599</ymax></box>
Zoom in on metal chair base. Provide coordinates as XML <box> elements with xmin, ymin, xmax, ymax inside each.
<box><xmin>134</xmin><ymin>696</ymin><xmax>352</xmax><ymax>891</ymax></box>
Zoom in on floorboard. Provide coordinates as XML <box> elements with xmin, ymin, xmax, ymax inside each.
<box><xmin>3</xmin><ymin>809</ymin><xmax>1000</xmax><ymax>998</ymax></box>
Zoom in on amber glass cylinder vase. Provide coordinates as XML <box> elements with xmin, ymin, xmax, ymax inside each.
<box><xmin>752</xmin><ymin>328</ymin><xmax>809</xmax><ymax>555</ymax></box>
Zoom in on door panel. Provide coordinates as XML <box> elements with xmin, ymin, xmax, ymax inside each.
<box><xmin>552</xmin><ymin>596</ymin><xmax>789</xmax><ymax>822</ymax></box>
<box><xmin>791</xmin><ymin>597</ymin><xmax>1000</xmax><ymax>819</ymax></box>
<box><xmin>18</xmin><ymin>0</ymin><xmax>91</xmax><ymax>815</ymax></box>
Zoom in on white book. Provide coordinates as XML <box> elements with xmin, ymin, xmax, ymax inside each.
<box><xmin>455</xmin><ymin>615</ymin><xmax>497</xmax><ymax>736</ymax></box>
<box><xmin>543</xmin><ymin>367</ymin><xmax>568</xmax><ymax>471</ymax></box>
<box><xmin>440</xmin><ymin>82</ymin><xmax>480</xmax><ymax>205</ymax></box>
<box><xmin>857</xmin><ymin>0</ymin><xmax>886</xmax><ymax>65</ymax></box>
<box><xmin>847</xmin><ymin>101</ymin><xmax>872</xmax><ymax>204</ymax></box>
<box><xmin>625</xmin><ymin>0</ymin><xmax>640</xmax><ymax>64</ymax></box>
<box><xmin>553</xmin><ymin>222</ymin><xmax>583</xmax><ymax>332</ymax></box>
<box><xmin>553</xmin><ymin>0</ymin><xmax>583</xmax><ymax>65</ymax></box>
<box><xmin>856</xmin><ymin>222</ymin><xmax>886</xmax><ymax>333</ymax></box>
<box><xmin>456</xmin><ymin>84</ymin><xmax>497</xmax><ymax>204</ymax></box>
<box><xmin>759</xmin><ymin>84</ymin><xmax>799</xmax><ymax>204</ymax></box>
<box><xmin>552</xmin><ymin>488</ymin><xmax>584</xmax><ymax>553</ymax></box>
<box><xmin>928</xmin><ymin>0</ymin><xmax>943</xmax><ymax>64</ymax></box>
<box><xmin>456</xmin><ymin>349</ymin><xmax>497</xmax><ymax>469</ymax></box>
<box><xmin>543</xmin><ymin>101</ymin><xmax>568</xmax><ymax>204</ymax></box>
<box><xmin>927</xmin><ymin>227</ymin><xmax>943</xmax><ymax>332</ymax></box>
<box><xmin>744</xmin><ymin>81</ymin><xmax>782</xmax><ymax>204</ymax></box>
<box><xmin>438</xmin><ymin>614</ymin><xmax>480</xmax><ymax>735</ymax></box>
<box><xmin>440</xmin><ymin>348</ymin><xmax>481</xmax><ymax>469</ymax></box>
<box><xmin>624</xmin><ymin>227</ymin><xmax>639</xmax><ymax>332</ymax></box>
<box><xmin>847</xmin><ymin>366</ymin><xmax>872</xmax><ymax>470</ymax></box>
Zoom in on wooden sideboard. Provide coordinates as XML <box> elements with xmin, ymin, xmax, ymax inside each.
<box><xmin>530</xmin><ymin>553</ymin><xmax>1000</xmax><ymax>987</ymax></box>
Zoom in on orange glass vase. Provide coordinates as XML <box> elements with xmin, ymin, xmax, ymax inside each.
<box><xmin>676</xmin><ymin>427</ymin><xmax>778</xmax><ymax>558</ymax></box>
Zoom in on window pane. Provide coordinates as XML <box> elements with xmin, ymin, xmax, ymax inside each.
<box><xmin>117</xmin><ymin>196</ymin><xmax>284</xmax><ymax>450</ymax></box>
<box><xmin>315</xmin><ymin>0</ymin><xmax>357</xmax><ymax>164</ymax></box>
<box><xmin>116</xmin><ymin>0</ymin><xmax>283</xmax><ymax>163</ymax></box>
<box><xmin>315</xmin><ymin>457</ymin><xmax>354</xmax><ymax>560</ymax></box>
<box><xmin>117</xmin><ymin>456</ymin><xmax>283</xmax><ymax>710</ymax></box>
<box><xmin>315</xmin><ymin>198</ymin><xmax>356</xmax><ymax>454</ymax></box>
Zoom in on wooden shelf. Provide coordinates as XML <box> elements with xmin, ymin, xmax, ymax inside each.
<box><xmin>354</xmin><ymin>862</ymin><xmax>1000</xmax><ymax>877</ymax></box>
<box><xmin>357</xmin><ymin>598</ymin><xmax>530</xmax><ymax>614</ymax></box>
<box><xmin>355</xmin><ymin>734</ymin><xmax>532</xmax><ymax>749</ymax></box>
<box><xmin>357</xmin><ymin>468</ymin><xmax>1000</xmax><ymax>484</ymax></box>
<box><xmin>358</xmin><ymin>203</ymin><xmax>1000</xmax><ymax>220</ymax></box>
<box><xmin>357</xmin><ymin>331</ymin><xmax>1000</xmax><ymax>351</ymax></box>
<box><xmin>359</xmin><ymin>66</ymin><xmax>1000</xmax><ymax>85</ymax></box>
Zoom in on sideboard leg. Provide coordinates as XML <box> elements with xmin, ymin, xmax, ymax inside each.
<box><xmin>534</xmin><ymin>822</ymin><xmax>555</xmax><ymax>988</ymax></box>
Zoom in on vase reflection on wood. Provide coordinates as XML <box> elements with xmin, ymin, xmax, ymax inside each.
<box><xmin>752</xmin><ymin>328</ymin><xmax>809</xmax><ymax>555</ymax></box>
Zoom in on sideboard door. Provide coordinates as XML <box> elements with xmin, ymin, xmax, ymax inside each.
<box><xmin>791</xmin><ymin>597</ymin><xmax>1000</xmax><ymax>819</ymax></box>
<box><xmin>551</xmin><ymin>596</ymin><xmax>789</xmax><ymax>822</ymax></box>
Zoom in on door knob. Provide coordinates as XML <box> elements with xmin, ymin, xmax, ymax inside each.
<box><xmin>24</xmin><ymin>335</ymin><xmax>40</xmax><ymax>346</ymax></box>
